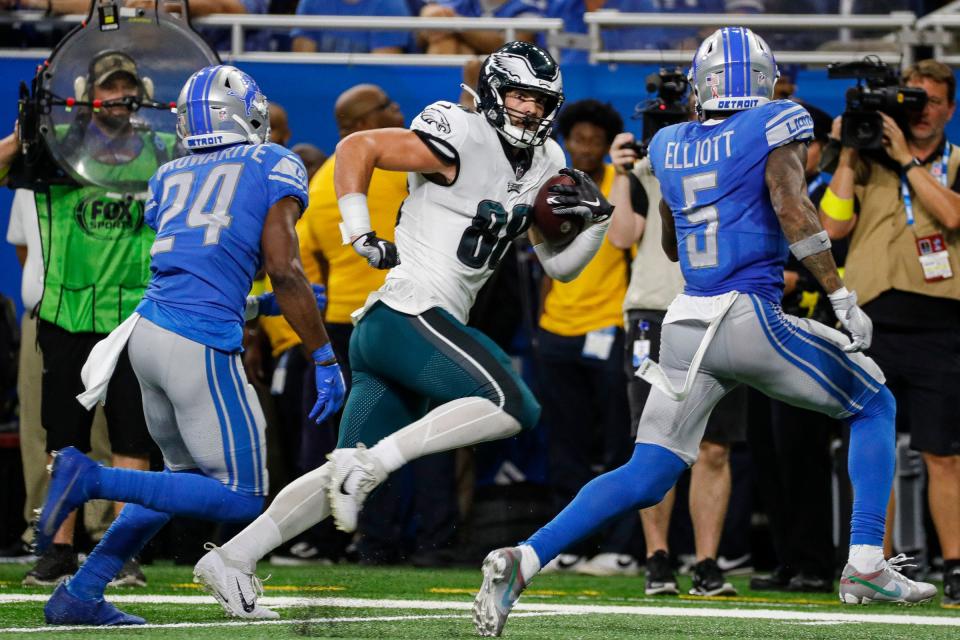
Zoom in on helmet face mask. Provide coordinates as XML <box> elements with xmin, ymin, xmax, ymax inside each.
<box><xmin>176</xmin><ymin>65</ymin><xmax>270</xmax><ymax>151</ymax></box>
<box><xmin>689</xmin><ymin>27</ymin><xmax>779</xmax><ymax>118</ymax></box>
<box><xmin>476</xmin><ymin>41</ymin><xmax>564</xmax><ymax>148</ymax></box>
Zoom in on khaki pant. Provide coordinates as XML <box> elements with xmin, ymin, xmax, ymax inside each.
<box><xmin>18</xmin><ymin>314</ymin><xmax>114</xmax><ymax>544</ymax></box>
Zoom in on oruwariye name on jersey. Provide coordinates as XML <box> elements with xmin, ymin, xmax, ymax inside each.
<box><xmin>649</xmin><ymin>100</ymin><xmax>813</xmax><ymax>303</ymax></box>
<box><xmin>377</xmin><ymin>100</ymin><xmax>564</xmax><ymax>323</ymax></box>
<box><xmin>137</xmin><ymin>142</ymin><xmax>309</xmax><ymax>353</ymax></box>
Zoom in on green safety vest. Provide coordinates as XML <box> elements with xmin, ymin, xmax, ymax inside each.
<box><xmin>36</xmin><ymin>129</ymin><xmax>176</xmax><ymax>334</ymax></box>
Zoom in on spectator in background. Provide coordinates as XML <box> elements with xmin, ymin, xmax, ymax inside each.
<box><xmin>535</xmin><ymin>100</ymin><xmax>637</xmax><ymax>577</ymax></box>
<box><xmin>774</xmin><ymin>65</ymin><xmax>801</xmax><ymax>100</ymax></box>
<box><xmin>821</xmin><ymin>59</ymin><xmax>960</xmax><ymax>606</ymax></box>
<box><xmin>606</xmin><ymin>100</ymin><xmax>747</xmax><ymax>597</ymax></box>
<box><xmin>751</xmin><ymin>103</ymin><xmax>840</xmax><ymax>594</ymax></box>
<box><xmin>1</xmin><ymin>190</ymin><xmax>115</xmax><ymax>565</ymax></box>
<box><xmin>270</xmin><ymin>104</ymin><xmax>292</xmax><ymax>147</ymax></box>
<box><xmin>292</xmin><ymin>144</ymin><xmax>328</xmax><ymax>180</ymax></box>
<box><xmin>292</xmin><ymin>0</ymin><xmax>412</xmax><ymax>53</ymax></box>
<box><xmin>419</xmin><ymin>0</ymin><xmax>542</xmax><ymax>55</ymax></box>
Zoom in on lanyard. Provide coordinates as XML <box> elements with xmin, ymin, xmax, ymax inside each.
<box><xmin>808</xmin><ymin>172</ymin><xmax>831</xmax><ymax>196</ymax></box>
<box><xmin>902</xmin><ymin>144</ymin><xmax>951</xmax><ymax>226</ymax></box>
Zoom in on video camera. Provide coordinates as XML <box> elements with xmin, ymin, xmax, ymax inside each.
<box><xmin>627</xmin><ymin>68</ymin><xmax>690</xmax><ymax>158</ymax></box>
<box><xmin>828</xmin><ymin>57</ymin><xmax>927</xmax><ymax>151</ymax></box>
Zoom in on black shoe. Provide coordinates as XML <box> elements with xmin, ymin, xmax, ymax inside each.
<box><xmin>645</xmin><ymin>550</ymin><xmax>679</xmax><ymax>596</ymax></box>
<box><xmin>22</xmin><ymin>545</ymin><xmax>78</xmax><ymax>586</ymax></box>
<box><xmin>0</xmin><ymin>539</ymin><xmax>38</xmax><ymax>564</ymax></box>
<box><xmin>943</xmin><ymin>566</ymin><xmax>960</xmax><ymax>606</ymax></box>
<box><xmin>749</xmin><ymin>565</ymin><xmax>795</xmax><ymax>591</ymax></box>
<box><xmin>689</xmin><ymin>558</ymin><xmax>737</xmax><ymax>597</ymax></box>
<box><xmin>785</xmin><ymin>573</ymin><xmax>833</xmax><ymax>593</ymax></box>
<box><xmin>108</xmin><ymin>558</ymin><xmax>147</xmax><ymax>588</ymax></box>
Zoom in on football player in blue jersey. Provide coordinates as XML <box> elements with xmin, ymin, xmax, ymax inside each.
<box><xmin>34</xmin><ymin>65</ymin><xmax>345</xmax><ymax>626</ymax></box>
<box><xmin>474</xmin><ymin>28</ymin><xmax>936</xmax><ymax>637</ymax></box>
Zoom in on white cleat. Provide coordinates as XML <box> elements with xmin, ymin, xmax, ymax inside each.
<box><xmin>327</xmin><ymin>444</ymin><xmax>387</xmax><ymax>533</ymax></box>
<box><xmin>193</xmin><ymin>544</ymin><xmax>278</xmax><ymax>619</ymax></box>
<box><xmin>839</xmin><ymin>554</ymin><xmax>937</xmax><ymax>605</ymax></box>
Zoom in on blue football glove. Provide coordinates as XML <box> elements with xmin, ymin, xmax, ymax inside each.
<box><xmin>256</xmin><ymin>284</ymin><xmax>327</xmax><ymax>317</ymax></box>
<box><xmin>309</xmin><ymin>344</ymin><xmax>346</xmax><ymax>424</ymax></box>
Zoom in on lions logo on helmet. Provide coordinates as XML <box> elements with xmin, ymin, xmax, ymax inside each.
<box><xmin>176</xmin><ymin>65</ymin><xmax>270</xmax><ymax>151</ymax></box>
<box><xmin>474</xmin><ymin>41</ymin><xmax>564</xmax><ymax>149</ymax></box>
<box><xmin>689</xmin><ymin>27</ymin><xmax>778</xmax><ymax>118</ymax></box>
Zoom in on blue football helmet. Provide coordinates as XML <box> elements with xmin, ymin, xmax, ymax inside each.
<box><xmin>689</xmin><ymin>27</ymin><xmax>779</xmax><ymax>116</ymax></box>
<box><xmin>176</xmin><ymin>65</ymin><xmax>270</xmax><ymax>150</ymax></box>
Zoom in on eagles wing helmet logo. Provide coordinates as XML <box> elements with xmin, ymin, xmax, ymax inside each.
<box><xmin>420</xmin><ymin>108</ymin><xmax>451</xmax><ymax>134</ymax></box>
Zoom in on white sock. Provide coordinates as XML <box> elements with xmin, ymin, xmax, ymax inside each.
<box><xmin>368</xmin><ymin>436</ymin><xmax>406</xmax><ymax>475</ymax></box>
<box><xmin>369</xmin><ymin>397</ymin><xmax>520</xmax><ymax>473</ymax></box>
<box><xmin>222</xmin><ymin>463</ymin><xmax>333</xmax><ymax>565</ymax></box>
<box><xmin>221</xmin><ymin>516</ymin><xmax>282</xmax><ymax>571</ymax></box>
<box><xmin>518</xmin><ymin>544</ymin><xmax>541</xmax><ymax>583</ymax></box>
<box><xmin>848</xmin><ymin>544</ymin><xmax>885</xmax><ymax>573</ymax></box>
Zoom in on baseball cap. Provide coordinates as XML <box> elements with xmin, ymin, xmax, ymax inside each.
<box><xmin>91</xmin><ymin>51</ymin><xmax>139</xmax><ymax>86</ymax></box>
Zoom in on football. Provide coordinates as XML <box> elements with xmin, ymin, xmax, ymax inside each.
<box><xmin>532</xmin><ymin>173</ymin><xmax>584</xmax><ymax>246</ymax></box>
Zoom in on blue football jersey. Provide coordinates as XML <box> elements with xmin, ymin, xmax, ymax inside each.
<box><xmin>648</xmin><ymin>100</ymin><xmax>813</xmax><ymax>302</ymax></box>
<box><xmin>137</xmin><ymin>142</ymin><xmax>308</xmax><ymax>352</ymax></box>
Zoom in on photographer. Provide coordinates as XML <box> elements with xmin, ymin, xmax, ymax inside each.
<box><xmin>607</xmin><ymin>92</ymin><xmax>748</xmax><ymax>598</ymax></box>
<box><xmin>6</xmin><ymin>51</ymin><xmax>171</xmax><ymax>587</ymax></box>
<box><xmin>821</xmin><ymin>59</ymin><xmax>960</xmax><ymax>605</ymax></box>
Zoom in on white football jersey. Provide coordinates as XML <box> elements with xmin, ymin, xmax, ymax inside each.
<box><xmin>367</xmin><ymin>100</ymin><xmax>565</xmax><ymax>323</ymax></box>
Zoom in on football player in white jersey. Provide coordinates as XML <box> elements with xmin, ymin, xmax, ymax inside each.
<box><xmin>194</xmin><ymin>41</ymin><xmax>615</xmax><ymax>618</ymax></box>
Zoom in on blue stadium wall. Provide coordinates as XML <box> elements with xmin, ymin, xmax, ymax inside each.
<box><xmin>2</xmin><ymin>56</ymin><xmax>960</xmax><ymax>315</ymax></box>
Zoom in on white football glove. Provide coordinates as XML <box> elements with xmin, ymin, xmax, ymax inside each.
<box><xmin>351</xmin><ymin>231</ymin><xmax>399</xmax><ymax>270</ymax></box>
<box><xmin>829</xmin><ymin>287</ymin><xmax>873</xmax><ymax>353</ymax></box>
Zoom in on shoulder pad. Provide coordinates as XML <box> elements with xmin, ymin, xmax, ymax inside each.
<box><xmin>411</xmin><ymin>101</ymin><xmax>475</xmax><ymax>148</ymax></box>
<box><xmin>542</xmin><ymin>137</ymin><xmax>566</xmax><ymax>172</ymax></box>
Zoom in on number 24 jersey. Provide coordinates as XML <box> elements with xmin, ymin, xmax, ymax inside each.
<box><xmin>137</xmin><ymin>142</ymin><xmax>309</xmax><ymax>352</ymax></box>
<box><xmin>648</xmin><ymin>100</ymin><xmax>813</xmax><ymax>303</ymax></box>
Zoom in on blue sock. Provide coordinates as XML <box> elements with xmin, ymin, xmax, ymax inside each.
<box><xmin>85</xmin><ymin>467</ymin><xmax>264</xmax><ymax>523</ymax></box>
<box><xmin>66</xmin><ymin>503</ymin><xmax>170</xmax><ymax>601</ymax></box>
<box><xmin>846</xmin><ymin>386</ymin><xmax>896</xmax><ymax>546</ymax></box>
<box><xmin>523</xmin><ymin>443</ymin><xmax>686</xmax><ymax>566</ymax></box>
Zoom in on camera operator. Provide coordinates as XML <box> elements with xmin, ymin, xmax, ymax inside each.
<box><xmin>607</xmin><ymin>92</ymin><xmax>748</xmax><ymax>598</ymax></box>
<box><xmin>4</xmin><ymin>51</ymin><xmax>170</xmax><ymax>588</ymax></box>
<box><xmin>821</xmin><ymin>59</ymin><xmax>960</xmax><ymax>605</ymax></box>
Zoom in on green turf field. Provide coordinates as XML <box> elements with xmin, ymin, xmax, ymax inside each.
<box><xmin>0</xmin><ymin>562</ymin><xmax>958</xmax><ymax>639</ymax></box>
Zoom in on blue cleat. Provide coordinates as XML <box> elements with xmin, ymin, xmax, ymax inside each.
<box><xmin>44</xmin><ymin>581</ymin><xmax>145</xmax><ymax>626</ymax></box>
<box><xmin>35</xmin><ymin>447</ymin><xmax>98</xmax><ymax>555</ymax></box>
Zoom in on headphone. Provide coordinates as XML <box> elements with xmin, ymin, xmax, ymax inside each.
<box><xmin>73</xmin><ymin>51</ymin><xmax>154</xmax><ymax>104</ymax></box>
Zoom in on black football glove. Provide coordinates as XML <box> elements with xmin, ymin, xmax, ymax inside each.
<box><xmin>546</xmin><ymin>167</ymin><xmax>614</xmax><ymax>224</ymax></box>
<box><xmin>352</xmin><ymin>231</ymin><xmax>400</xmax><ymax>270</ymax></box>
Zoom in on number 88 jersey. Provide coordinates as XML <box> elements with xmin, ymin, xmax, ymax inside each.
<box><xmin>377</xmin><ymin>100</ymin><xmax>565</xmax><ymax>323</ymax></box>
<box><xmin>138</xmin><ymin>142</ymin><xmax>308</xmax><ymax>352</ymax></box>
<box><xmin>648</xmin><ymin>100</ymin><xmax>813</xmax><ymax>303</ymax></box>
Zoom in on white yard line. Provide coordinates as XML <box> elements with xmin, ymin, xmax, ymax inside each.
<box><xmin>0</xmin><ymin>612</ymin><xmax>574</xmax><ymax>634</ymax></box>
<box><xmin>0</xmin><ymin>594</ymin><xmax>958</xmax><ymax>630</ymax></box>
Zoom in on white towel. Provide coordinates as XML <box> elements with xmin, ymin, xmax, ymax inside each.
<box><xmin>635</xmin><ymin>292</ymin><xmax>739</xmax><ymax>401</ymax></box>
<box><xmin>76</xmin><ymin>313</ymin><xmax>141</xmax><ymax>410</ymax></box>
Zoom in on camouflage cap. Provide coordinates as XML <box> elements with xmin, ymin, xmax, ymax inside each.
<box><xmin>91</xmin><ymin>51</ymin><xmax>139</xmax><ymax>86</ymax></box>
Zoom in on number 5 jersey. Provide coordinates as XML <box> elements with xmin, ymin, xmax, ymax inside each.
<box><xmin>648</xmin><ymin>100</ymin><xmax>814</xmax><ymax>303</ymax></box>
<box><xmin>362</xmin><ymin>100</ymin><xmax>566</xmax><ymax>324</ymax></box>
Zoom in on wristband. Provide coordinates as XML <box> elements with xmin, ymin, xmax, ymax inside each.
<box><xmin>312</xmin><ymin>343</ymin><xmax>336</xmax><ymax>365</ymax></box>
<box><xmin>820</xmin><ymin>186</ymin><xmax>854</xmax><ymax>222</ymax></box>
<box><xmin>338</xmin><ymin>193</ymin><xmax>372</xmax><ymax>244</ymax></box>
<box><xmin>901</xmin><ymin>157</ymin><xmax>922</xmax><ymax>174</ymax></box>
<box><xmin>828</xmin><ymin>286</ymin><xmax>850</xmax><ymax>303</ymax></box>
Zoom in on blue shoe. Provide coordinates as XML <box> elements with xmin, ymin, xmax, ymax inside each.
<box><xmin>36</xmin><ymin>447</ymin><xmax>98</xmax><ymax>554</ymax></box>
<box><xmin>44</xmin><ymin>581</ymin><xmax>145</xmax><ymax>626</ymax></box>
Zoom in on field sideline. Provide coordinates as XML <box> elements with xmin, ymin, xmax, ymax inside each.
<box><xmin>0</xmin><ymin>562</ymin><xmax>957</xmax><ymax>639</ymax></box>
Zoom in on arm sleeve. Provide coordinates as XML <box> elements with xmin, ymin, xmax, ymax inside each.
<box><xmin>764</xmin><ymin>101</ymin><xmax>814</xmax><ymax>150</ymax></box>
<box><xmin>265</xmin><ymin>146</ymin><xmax>310</xmax><ymax>213</ymax></box>
<box><xmin>6</xmin><ymin>189</ymin><xmax>30</xmax><ymax>245</ymax></box>
<box><xmin>144</xmin><ymin>175</ymin><xmax>160</xmax><ymax>232</ymax></box>
<box><xmin>532</xmin><ymin>221</ymin><xmax>609</xmax><ymax>282</ymax></box>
